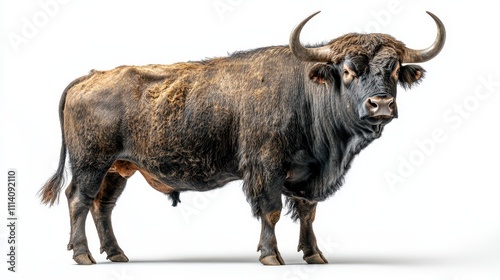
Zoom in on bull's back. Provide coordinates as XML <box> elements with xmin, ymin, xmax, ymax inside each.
<box><xmin>63</xmin><ymin>63</ymin><xmax>240</xmax><ymax>188</ymax></box>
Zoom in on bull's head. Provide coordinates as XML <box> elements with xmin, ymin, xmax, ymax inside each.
<box><xmin>290</xmin><ymin>11</ymin><xmax>446</xmax><ymax>132</ymax></box>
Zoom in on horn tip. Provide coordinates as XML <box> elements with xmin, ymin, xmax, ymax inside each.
<box><xmin>305</xmin><ymin>11</ymin><xmax>321</xmax><ymax>21</ymax></box>
<box><xmin>425</xmin><ymin>11</ymin><xmax>442</xmax><ymax>24</ymax></box>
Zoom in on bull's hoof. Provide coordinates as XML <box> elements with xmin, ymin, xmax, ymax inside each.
<box><xmin>260</xmin><ymin>254</ymin><xmax>285</xmax><ymax>265</ymax></box>
<box><xmin>304</xmin><ymin>253</ymin><xmax>328</xmax><ymax>264</ymax></box>
<box><xmin>73</xmin><ymin>253</ymin><xmax>96</xmax><ymax>265</ymax></box>
<box><xmin>108</xmin><ymin>253</ymin><xmax>129</xmax><ymax>262</ymax></box>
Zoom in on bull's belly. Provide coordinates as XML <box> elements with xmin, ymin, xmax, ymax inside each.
<box><xmin>108</xmin><ymin>160</ymin><xmax>240</xmax><ymax>194</ymax></box>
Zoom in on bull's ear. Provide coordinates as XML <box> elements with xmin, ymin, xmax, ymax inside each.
<box><xmin>399</xmin><ymin>64</ymin><xmax>426</xmax><ymax>89</ymax></box>
<box><xmin>309</xmin><ymin>63</ymin><xmax>337</xmax><ymax>85</ymax></box>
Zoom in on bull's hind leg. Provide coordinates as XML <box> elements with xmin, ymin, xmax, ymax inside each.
<box><xmin>289</xmin><ymin>198</ymin><xmax>328</xmax><ymax>264</ymax></box>
<box><xmin>90</xmin><ymin>172</ymin><xmax>128</xmax><ymax>262</ymax></box>
<box><xmin>65</xmin><ymin>166</ymin><xmax>109</xmax><ymax>265</ymax></box>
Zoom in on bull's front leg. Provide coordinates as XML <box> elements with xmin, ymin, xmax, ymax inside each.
<box><xmin>257</xmin><ymin>206</ymin><xmax>284</xmax><ymax>265</ymax></box>
<box><xmin>245</xmin><ymin>171</ymin><xmax>286</xmax><ymax>265</ymax></box>
<box><xmin>292</xmin><ymin>198</ymin><xmax>328</xmax><ymax>264</ymax></box>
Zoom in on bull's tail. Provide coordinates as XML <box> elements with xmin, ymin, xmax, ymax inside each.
<box><xmin>39</xmin><ymin>74</ymin><xmax>89</xmax><ymax>206</ymax></box>
<box><xmin>39</xmin><ymin>138</ymin><xmax>67</xmax><ymax>206</ymax></box>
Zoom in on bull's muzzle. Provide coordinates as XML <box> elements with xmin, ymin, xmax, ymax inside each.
<box><xmin>363</xmin><ymin>95</ymin><xmax>397</xmax><ymax>120</ymax></box>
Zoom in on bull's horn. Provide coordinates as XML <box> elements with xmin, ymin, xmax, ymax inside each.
<box><xmin>403</xmin><ymin>11</ymin><xmax>446</xmax><ymax>63</ymax></box>
<box><xmin>289</xmin><ymin>11</ymin><xmax>332</xmax><ymax>62</ymax></box>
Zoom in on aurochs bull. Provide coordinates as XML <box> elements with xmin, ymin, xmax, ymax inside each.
<box><xmin>40</xmin><ymin>11</ymin><xmax>445</xmax><ymax>265</ymax></box>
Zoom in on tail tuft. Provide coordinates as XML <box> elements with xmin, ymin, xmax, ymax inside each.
<box><xmin>39</xmin><ymin>143</ymin><xmax>66</xmax><ymax>206</ymax></box>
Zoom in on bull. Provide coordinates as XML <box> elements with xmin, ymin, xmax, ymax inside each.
<box><xmin>39</xmin><ymin>11</ymin><xmax>445</xmax><ymax>265</ymax></box>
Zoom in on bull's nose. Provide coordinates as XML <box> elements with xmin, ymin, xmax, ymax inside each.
<box><xmin>365</xmin><ymin>95</ymin><xmax>396</xmax><ymax>118</ymax></box>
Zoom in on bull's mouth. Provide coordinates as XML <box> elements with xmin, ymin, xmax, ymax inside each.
<box><xmin>362</xmin><ymin>115</ymin><xmax>395</xmax><ymax>125</ymax></box>
<box><xmin>361</xmin><ymin>115</ymin><xmax>396</xmax><ymax>123</ymax></box>
<box><xmin>361</xmin><ymin>116</ymin><xmax>395</xmax><ymax>134</ymax></box>
<box><xmin>370</xmin><ymin>115</ymin><xmax>393</xmax><ymax>120</ymax></box>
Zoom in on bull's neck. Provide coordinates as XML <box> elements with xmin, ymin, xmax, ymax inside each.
<box><xmin>299</xmin><ymin>65</ymin><xmax>380</xmax><ymax>200</ymax></box>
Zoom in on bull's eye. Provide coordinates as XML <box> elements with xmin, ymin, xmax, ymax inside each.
<box><xmin>343</xmin><ymin>71</ymin><xmax>351</xmax><ymax>83</ymax></box>
<box><xmin>343</xmin><ymin>70</ymin><xmax>351</xmax><ymax>79</ymax></box>
<box><xmin>342</xmin><ymin>64</ymin><xmax>357</xmax><ymax>84</ymax></box>
<box><xmin>391</xmin><ymin>62</ymin><xmax>401</xmax><ymax>81</ymax></box>
<box><xmin>344</xmin><ymin>69</ymin><xmax>355</xmax><ymax>78</ymax></box>
<box><xmin>391</xmin><ymin>66</ymin><xmax>400</xmax><ymax>81</ymax></box>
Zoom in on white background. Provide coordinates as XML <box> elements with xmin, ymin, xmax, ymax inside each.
<box><xmin>1</xmin><ymin>1</ymin><xmax>499</xmax><ymax>279</ymax></box>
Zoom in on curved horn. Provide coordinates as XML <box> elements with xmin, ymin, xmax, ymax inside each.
<box><xmin>289</xmin><ymin>11</ymin><xmax>332</xmax><ymax>62</ymax></box>
<box><xmin>403</xmin><ymin>11</ymin><xmax>446</xmax><ymax>63</ymax></box>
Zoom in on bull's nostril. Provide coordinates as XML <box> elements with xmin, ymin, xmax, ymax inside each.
<box><xmin>388</xmin><ymin>99</ymin><xmax>395</xmax><ymax>110</ymax></box>
<box><xmin>367</xmin><ymin>98</ymin><xmax>378</xmax><ymax>109</ymax></box>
